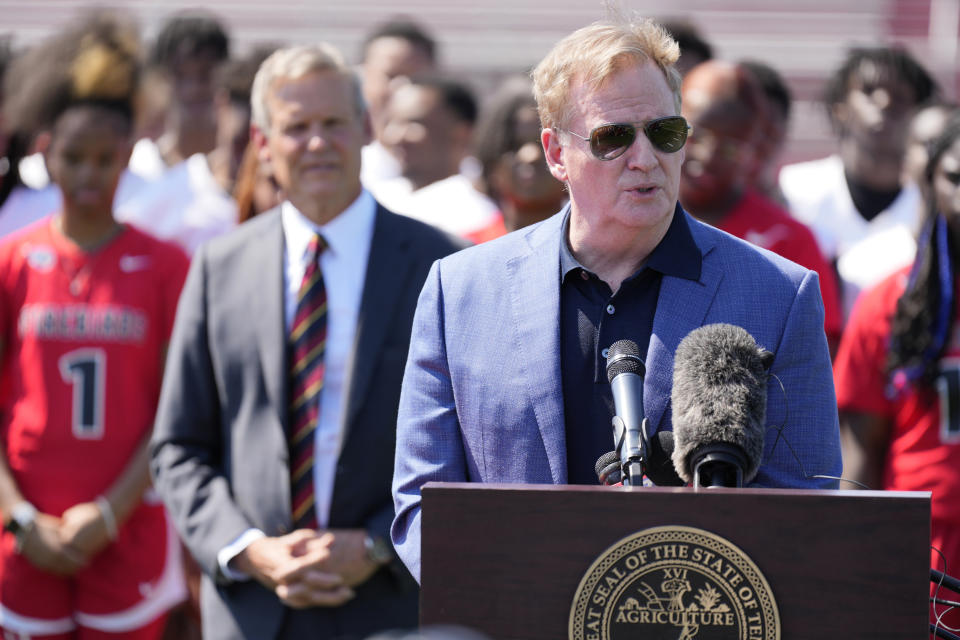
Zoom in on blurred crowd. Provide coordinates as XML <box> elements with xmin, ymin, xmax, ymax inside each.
<box><xmin>0</xmin><ymin>4</ymin><xmax>958</xmax><ymax>639</ymax></box>
<box><xmin>0</xmin><ymin>10</ymin><xmax>946</xmax><ymax>339</ymax></box>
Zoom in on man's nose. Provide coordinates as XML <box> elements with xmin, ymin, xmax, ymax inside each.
<box><xmin>306</xmin><ymin>125</ymin><xmax>328</xmax><ymax>151</ymax></box>
<box><xmin>623</xmin><ymin>130</ymin><xmax>659</xmax><ymax>171</ymax></box>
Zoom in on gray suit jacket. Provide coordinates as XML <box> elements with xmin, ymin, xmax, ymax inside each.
<box><xmin>150</xmin><ymin>204</ymin><xmax>463</xmax><ymax>639</ymax></box>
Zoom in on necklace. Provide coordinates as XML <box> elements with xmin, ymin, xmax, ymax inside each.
<box><xmin>50</xmin><ymin>217</ymin><xmax>125</xmax><ymax>298</ymax></box>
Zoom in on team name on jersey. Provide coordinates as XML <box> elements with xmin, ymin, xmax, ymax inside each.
<box><xmin>18</xmin><ymin>304</ymin><xmax>148</xmax><ymax>342</ymax></box>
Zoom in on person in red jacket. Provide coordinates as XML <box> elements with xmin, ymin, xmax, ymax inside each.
<box><xmin>834</xmin><ymin>109</ymin><xmax>960</xmax><ymax>631</ymax></box>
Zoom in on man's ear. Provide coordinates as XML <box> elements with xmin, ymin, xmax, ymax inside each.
<box><xmin>541</xmin><ymin>127</ymin><xmax>568</xmax><ymax>183</ymax></box>
<box><xmin>251</xmin><ymin>124</ymin><xmax>270</xmax><ymax>163</ymax></box>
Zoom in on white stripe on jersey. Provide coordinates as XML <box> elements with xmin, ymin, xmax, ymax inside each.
<box><xmin>74</xmin><ymin>514</ymin><xmax>187</xmax><ymax>632</ymax></box>
<box><xmin>0</xmin><ymin>604</ymin><xmax>75</xmax><ymax>635</ymax></box>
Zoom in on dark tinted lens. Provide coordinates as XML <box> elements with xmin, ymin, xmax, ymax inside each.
<box><xmin>645</xmin><ymin>116</ymin><xmax>689</xmax><ymax>153</ymax></box>
<box><xmin>589</xmin><ymin>124</ymin><xmax>637</xmax><ymax>160</ymax></box>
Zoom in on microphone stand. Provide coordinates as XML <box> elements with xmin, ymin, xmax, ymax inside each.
<box><xmin>931</xmin><ymin>624</ymin><xmax>960</xmax><ymax>640</ymax></box>
<box><xmin>933</xmin><ymin>569</ymin><xmax>960</xmax><ymax>594</ymax></box>
<box><xmin>930</xmin><ymin>569</ymin><xmax>960</xmax><ymax>640</ymax></box>
<box><xmin>613</xmin><ymin>415</ymin><xmax>648</xmax><ymax>486</ymax></box>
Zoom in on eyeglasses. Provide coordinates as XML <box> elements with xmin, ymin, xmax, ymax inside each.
<box><xmin>564</xmin><ymin>116</ymin><xmax>691</xmax><ymax>160</ymax></box>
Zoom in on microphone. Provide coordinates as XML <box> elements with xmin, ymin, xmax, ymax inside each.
<box><xmin>670</xmin><ymin>323</ymin><xmax>773</xmax><ymax>488</ymax></box>
<box><xmin>595</xmin><ymin>451</ymin><xmax>622</xmax><ymax>486</ymax></box>
<box><xmin>605</xmin><ymin>340</ymin><xmax>647</xmax><ymax>486</ymax></box>
<box><xmin>604</xmin><ymin>340</ymin><xmax>684</xmax><ymax>487</ymax></box>
<box><xmin>594</xmin><ymin>431</ymin><xmax>681</xmax><ymax>486</ymax></box>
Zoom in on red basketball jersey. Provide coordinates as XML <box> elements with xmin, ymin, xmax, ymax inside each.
<box><xmin>835</xmin><ymin>266</ymin><xmax>960</xmax><ymax>591</ymax></box>
<box><xmin>0</xmin><ymin>221</ymin><xmax>188</xmax><ymax>514</ymax></box>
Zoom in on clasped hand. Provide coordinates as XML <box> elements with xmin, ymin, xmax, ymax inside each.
<box><xmin>237</xmin><ymin>528</ymin><xmax>379</xmax><ymax>609</ymax></box>
<box><xmin>18</xmin><ymin>501</ymin><xmax>113</xmax><ymax>576</ymax></box>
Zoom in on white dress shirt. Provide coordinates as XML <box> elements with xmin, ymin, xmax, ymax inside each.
<box><xmin>217</xmin><ymin>189</ymin><xmax>375</xmax><ymax>579</ymax></box>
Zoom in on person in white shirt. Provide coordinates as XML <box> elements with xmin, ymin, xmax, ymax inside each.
<box><xmin>358</xmin><ymin>18</ymin><xmax>437</xmax><ymax>188</ymax></box>
<box><xmin>118</xmin><ymin>52</ymin><xmax>276</xmax><ymax>254</ymax></box>
<box><xmin>373</xmin><ymin>75</ymin><xmax>502</xmax><ymax>242</ymax></box>
<box><xmin>779</xmin><ymin>46</ymin><xmax>937</xmax><ymax>317</ymax></box>
<box><xmin>130</xmin><ymin>9</ymin><xmax>230</xmax><ymax>177</ymax></box>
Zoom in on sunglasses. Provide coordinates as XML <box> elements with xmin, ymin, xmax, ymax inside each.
<box><xmin>564</xmin><ymin>116</ymin><xmax>691</xmax><ymax>160</ymax></box>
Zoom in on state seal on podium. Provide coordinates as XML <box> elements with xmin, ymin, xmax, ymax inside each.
<box><xmin>569</xmin><ymin>526</ymin><xmax>780</xmax><ymax>640</ymax></box>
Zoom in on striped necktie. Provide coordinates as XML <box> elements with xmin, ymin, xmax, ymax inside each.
<box><xmin>288</xmin><ymin>232</ymin><xmax>327</xmax><ymax>530</ymax></box>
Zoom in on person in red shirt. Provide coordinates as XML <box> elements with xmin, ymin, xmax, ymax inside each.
<box><xmin>679</xmin><ymin>60</ymin><xmax>843</xmax><ymax>352</ymax></box>
<box><xmin>0</xmin><ymin>14</ymin><xmax>189</xmax><ymax>638</ymax></box>
<box><xmin>835</xmin><ymin>109</ymin><xmax>960</xmax><ymax>631</ymax></box>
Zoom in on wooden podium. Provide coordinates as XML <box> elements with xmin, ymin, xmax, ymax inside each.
<box><xmin>419</xmin><ymin>483</ymin><xmax>930</xmax><ymax>639</ymax></box>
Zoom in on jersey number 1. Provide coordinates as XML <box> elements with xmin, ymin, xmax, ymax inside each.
<box><xmin>59</xmin><ymin>348</ymin><xmax>106</xmax><ymax>439</ymax></box>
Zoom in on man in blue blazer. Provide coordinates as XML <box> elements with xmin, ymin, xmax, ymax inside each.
<box><xmin>391</xmin><ymin>17</ymin><xmax>842</xmax><ymax>582</ymax></box>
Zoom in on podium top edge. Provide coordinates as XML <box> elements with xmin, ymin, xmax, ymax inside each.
<box><xmin>420</xmin><ymin>481</ymin><xmax>930</xmax><ymax>500</ymax></box>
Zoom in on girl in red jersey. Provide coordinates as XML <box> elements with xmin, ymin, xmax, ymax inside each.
<box><xmin>834</xmin><ymin>108</ymin><xmax>960</xmax><ymax>633</ymax></box>
<box><xmin>0</xmin><ymin>13</ymin><xmax>189</xmax><ymax>639</ymax></box>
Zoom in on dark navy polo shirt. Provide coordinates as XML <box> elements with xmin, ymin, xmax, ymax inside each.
<box><xmin>560</xmin><ymin>204</ymin><xmax>702</xmax><ymax>484</ymax></box>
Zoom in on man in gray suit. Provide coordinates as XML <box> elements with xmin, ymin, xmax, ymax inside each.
<box><xmin>150</xmin><ymin>44</ymin><xmax>462</xmax><ymax>639</ymax></box>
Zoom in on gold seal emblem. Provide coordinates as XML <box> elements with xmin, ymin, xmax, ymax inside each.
<box><xmin>569</xmin><ymin>526</ymin><xmax>779</xmax><ymax>640</ymax></box>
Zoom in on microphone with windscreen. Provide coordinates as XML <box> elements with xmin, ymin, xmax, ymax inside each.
<box><xmin>671</xmin><ymin>323</ymin><xmax>773</xmax><ymax>488</ymax></box>
<box><xmin>601</xmin><ymin>340</ymin><xmax>684</xmax><ymax>487</ymax></box>
<box><xmin>594</xmin><ymin>450</ymin><xmax>622</xmax><ymax>486</ymax></box>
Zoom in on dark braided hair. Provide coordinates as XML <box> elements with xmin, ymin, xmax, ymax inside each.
<box><xmin>886</xmin><ymin>111</ymin><xmax>960</xmax><ymax>394</ymax></box>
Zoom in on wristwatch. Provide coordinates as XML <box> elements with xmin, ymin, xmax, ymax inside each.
<box><xmin>364</xmin><ymin>533</ymin><xmax>392</xmax><ymax>566</ymax></box>
<box><xmin>4</xmin><ymin>501</ymin><xmax>37</xmax><ymax>549</ymax></box>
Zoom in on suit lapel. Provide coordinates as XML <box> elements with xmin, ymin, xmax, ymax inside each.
<box><xmin>342</xmin><ymin>206</ymin><xmax>415</xmax><ymax>433</ymax></box>
<box><xmin>507</xmin><ymin>214</ymin><xmax>567</xmax><ymax>483</ymax></box>
<box><xmin>644</xmin><ymin>215</ymin><xmax>723</xmax><ymax>432</ymax></box>
<box><xmin>253</xmin><ymin>212</ymin><xmax>290</xmax><ymax>431</ymax></box>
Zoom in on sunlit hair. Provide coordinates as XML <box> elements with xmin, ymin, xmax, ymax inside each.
<box><xmin>250</xmin><ymin>43</ymin><xmax>365</xmax><ymax>135</ymax></box>
<box><xmin>4</xmin><ymin>9</ymin><xmax>141</xmax><ymax>137</ymax></box>
<box><xmin>531</xmin><ymin>16</ymin><xmax>681</xmax><ymax>131</ymax></box>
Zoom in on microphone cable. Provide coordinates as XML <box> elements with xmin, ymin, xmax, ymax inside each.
<box><xmin>764</xmin><ymin>372</ymin><xmax>872</xmax><ymax>489</ymax></box>
<box><xmin>932</xmin><ymin>547</ymin><xmax>960</xmax><ymax>638</ymax></box>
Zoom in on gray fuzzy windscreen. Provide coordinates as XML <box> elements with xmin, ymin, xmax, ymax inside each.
<box><xmin>670</xmin><ymin>323</ymin><xmax>772</xmax><ymax>484</ymax></box>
